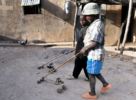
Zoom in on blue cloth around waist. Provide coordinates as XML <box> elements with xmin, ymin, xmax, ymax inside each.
<box><xmin>86</xmin><ymin>59</ymin><xmax>103</xmax><ymax>74</ymax></box>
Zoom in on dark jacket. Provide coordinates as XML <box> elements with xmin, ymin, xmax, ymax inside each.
<box><xmin>75</xmin><ymin>26</ymin><xmax>88</xmax><ymax>54</ymax></box>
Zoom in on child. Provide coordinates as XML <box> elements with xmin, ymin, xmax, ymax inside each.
<box><xmin>80</xmin><ymin>3</ymin><xmax>112</xmax><ymax>99</ymax></box>
<box><xmin>72</xmin><ymin>15</ymin><xmax>90</xmax><ymax>80</ymax></box>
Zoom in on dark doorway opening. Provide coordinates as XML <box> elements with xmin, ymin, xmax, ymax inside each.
<box><xmin>23</xmin><ymin>4</ymin><xmax>41</xmax><ymax>15</ymax></box>
<box><xmin>121</xmin><ymin>5</ymin><xmax>134</xmax><ymax>43</ymax></box>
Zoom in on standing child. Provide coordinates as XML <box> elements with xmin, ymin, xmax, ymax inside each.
<box><xmin>72</xmin><ymin>15</ymin><xmax>90</xmax><ymax>80</ymax></box>
<box><xmin>80</xmin><ymin>3</ymin><xmax>112</xmax><ymax>99</ymax></box>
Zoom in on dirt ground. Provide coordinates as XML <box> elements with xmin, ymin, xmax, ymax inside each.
<box><xmin>0</xmin><ymin>46</ymin><xmax>136</xmax><ymax>100</ymax></box>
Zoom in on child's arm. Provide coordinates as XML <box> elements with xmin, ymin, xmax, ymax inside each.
<box><xmin>80</xmin><ymin>41</ymin><xmax>97</xmax><ymax>55</ymax></box>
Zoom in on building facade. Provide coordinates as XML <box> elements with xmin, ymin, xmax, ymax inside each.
<box><xmin>0</xmin><ymin>0</ymin><xmax>136</xmax><ymax>45</ymax></box>
<box><xmin>0</xmin><ymin>0</ymin><xmax>76</xmax><ymax>43</ymax></box>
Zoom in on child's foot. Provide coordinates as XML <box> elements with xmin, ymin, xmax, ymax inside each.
<box><xmin>100</xmin><ymin>84</ymin><xmax>112</xmax><ymax>93</ymax></box>
<box><xmin>82</xmin><ymin>92</ymin><xmax>97</xmax><ymax>100</ymax></box>
<box><xmin>66</xmin><ymin>75</ymin><xmax>77</xmax><ymax>80</ymax></box>
<box><xmin>84</xmin><ymin>77</ymin><xmax>89</xmax><ymax>81</ymax></box>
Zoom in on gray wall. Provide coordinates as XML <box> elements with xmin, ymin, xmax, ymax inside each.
<box><xmin>0</xmin><ymin>0</ymin><xmax>76</xmax><ymax>43</ymax></box>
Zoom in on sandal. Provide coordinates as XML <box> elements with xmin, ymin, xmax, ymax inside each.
<box><xmin>82</xmin><ymin>92</ymin><xmax>97</xmax><ymax>100</ymax></box>
<box><xmin>100</xmin><ymin>84</ymin><xmax>112</xmax><ymax>93</ymax></box>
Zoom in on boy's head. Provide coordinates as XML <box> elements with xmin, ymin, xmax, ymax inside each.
<box><xmin>82</xmin><ymin>3</ymin><xmax>100</xmax><ymax>23</ymax></box>
<box><xmin>80</xmin><ymin>15</ymin><xmax>86</xmax><ymax>27</ymax></box>
<box><xmin>80</xmin><ymin>15</ymin><xmax>90</xmax><ymax>27</ymax></box>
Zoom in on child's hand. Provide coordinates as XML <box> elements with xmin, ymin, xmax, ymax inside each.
<box><xmin>80</xmin><ymin>47</ymin><xmax>88</xmax><ymax>56</ymax></box>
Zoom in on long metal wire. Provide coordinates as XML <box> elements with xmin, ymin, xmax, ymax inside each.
<box><xmin>43</xmin><ymin>52</ymin><xmax>80</xmax><ymax>79</ymax></box>
<box><xmin>41</xmin><ymin>49</ymin><xmax>75</xmax><ymax>67</ymax></box>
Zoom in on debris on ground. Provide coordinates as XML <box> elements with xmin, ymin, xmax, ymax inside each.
<box><xmin>37</xmin><ymin>65</ymin><xmax>44</xmax><ymax>70</ymax></box>
<box><xmin>48</xmin><ymin>67</ymin><xmax>57</xmax><ymax>73</ymax></box>
<box><xmin>60</xmin><ymin>49</ymin><xmax>71</xmax><ymax>55</ymax></box>
<box><xmin>62</xmin><ymin>84</ymin><xmax>67</xmax><ymax>90</ymax></box>
<box><xmin>47</xmin><ymin>63</ymin><xmax>54</xmax><ymax>69</ymax></box>
<box><xmin>60</xmin><ymin>49</ymin><xmax>75</xmax><ymax>55</ymax></box>
<box><xmin>18</xmin><ymin>39</ymin><xmax>27</xmax><ymax>46</ymax></box>
<box><xmin>47</xmin><ymin>63</ymin><xmax>57</xmax><ymax>74</ymax></box>
<box><xmin>37</xmin><ymin>63</ymin><xmax>56</xmax><ymax>71</ymax></box>
<box><xmin>37</xmin><ymin>77</ymin><xmax>45</xmax><ymax>84</ymax></box>
<box><xmin>56</xmin><ymin>84</ymin><xmax>67</xmax><ymax>94</ymax></box>
<box><xmin>54</xmin><ymin>77</ymin><xmax>64</xmax><ymax>85</ymax></box>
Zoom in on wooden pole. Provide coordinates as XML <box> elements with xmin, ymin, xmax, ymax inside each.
<box><xmin>73</xmin><ymin>1</ymin><xmax>78</xmax><ymax>47</ymax></box>
<box><xmin>120</xmin><ymin>0</ymin><xmax>133</xmax><ymax>54</ymax></box>
<box><xmin>117</xmin><ymin>20</ymin><xmax>126</xmax><ymax>50</ymax></box>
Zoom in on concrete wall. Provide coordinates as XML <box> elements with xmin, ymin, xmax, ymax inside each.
<box><xmin>0</xmin><ymin>0</ymin><xmax>20</xmax><ymax>42</ymax></box>
<box><xmin>0</xmin><ymin>0</ymin><xmax>76</xmax><ymax>43</ymax></box>
<box><xmin>104</xmin><ymin>5</ymin><xmax>122</xmax><ymax>46</ymax></box>
<box><xmin>0</xmin><ymin>0</ymin><xmax>136</xmax><ymax>45</ymax></box>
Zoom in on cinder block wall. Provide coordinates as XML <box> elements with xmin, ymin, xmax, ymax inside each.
<box><xmin>0</xmin><ymin>0</ymin><xmax>76</xmax><ymax>43</ymax></box>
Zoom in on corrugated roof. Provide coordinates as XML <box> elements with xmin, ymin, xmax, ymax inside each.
<box><xmin>21</xmin><ymin>0</ymin><xmax>40</xmax><ymax>6</ymax></box>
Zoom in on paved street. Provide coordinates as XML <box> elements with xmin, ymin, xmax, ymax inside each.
<box><xmin>0</xmin><ymin>46</ymin><xmax>136</xmax><ymax>100</ymax></box>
